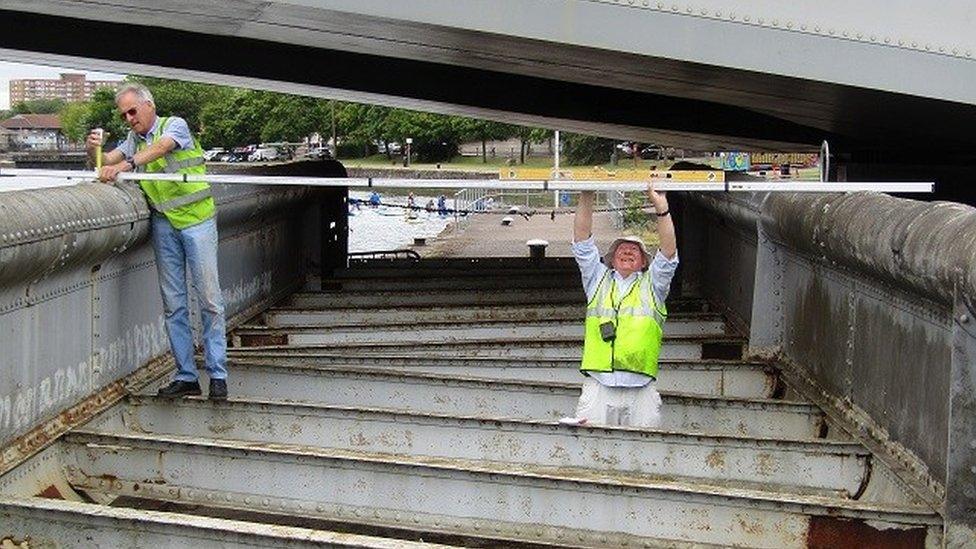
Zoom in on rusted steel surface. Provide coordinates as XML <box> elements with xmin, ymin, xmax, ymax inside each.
<box><xmin>1</xmin><ymin>496</ymin><xmax>450</xmax><ymax>548</ymax></box>
<box><xmin>806</xmin><ymin>515</ymin><xmax>928</xmax><ymax>548</ymax></box>
<box><xmin>322</xmin><ymin>274</ymin><xmax>582</xmax><ymax>292</ymax></box>
<box><xmin>60</xmin><ymin>430</ymin><xmax>942</xmax><ymax>549</ymax></box>
<box><xmin>223</xmin><ymin>355</ymin><xmax>779</xmax><ymax>398</ymax></box>
<box><xmin>284</xmin><ymin>290</ymin><xmax>709</xmax><ymax>311</ymax></box>
<box><xmin>263</xmin><ymin>304</ymin><xmax>724</xmax><ymax>329</ymax></box>
<box><xmin>217</xmin><ymin>362</ymin><xmax>828</xmax><ymax>439</ymax></box>
<box><xmin>231</xmin><ymin>335</ymin><xmax>745</xmax><ymax>362</ymax></box>
<box><xmin>763</xmin><ymin>192</ymin><xmax>976</xmax><ymax>305</ymax></box>
<box><xmin>265</xmin><ymin>302</ymin><xmax>591</xmax><ymax>326</ymax></box>
<box><xmin>107</xmin><ymin>394</ymin><xmax>870</xmax><ymax>495</ymax></box>
<box><xmin>234</xmin><ymin>317</ymin><xmax>728</xmax><ymax>346</ymax></box>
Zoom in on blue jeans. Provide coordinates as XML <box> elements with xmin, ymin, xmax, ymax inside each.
<box><xmin>151</xmin><ymin>214</ymin><xmax>227</xmax><ymax>382</ymax></box>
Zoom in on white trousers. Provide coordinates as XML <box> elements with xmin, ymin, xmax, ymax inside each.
<box><xmin>574</xmin><ymin>377</ymin><xmax>663</xmax><ymax>428</ymax></box>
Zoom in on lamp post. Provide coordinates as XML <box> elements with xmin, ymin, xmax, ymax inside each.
<box><xmin>553</xmin><ymin>130</ymin><xmax>560</xmax><ymax>207</ymax></box>
<box><xmin>405</xmin><ymin>137</ymin><xmax>413</xmax><ymax>168</ymax></box>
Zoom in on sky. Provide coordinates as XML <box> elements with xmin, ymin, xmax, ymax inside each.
<box><xmin>0</xmin><ymin>60</ymin><xmax>125</xmax><ymax>109</ymax></box>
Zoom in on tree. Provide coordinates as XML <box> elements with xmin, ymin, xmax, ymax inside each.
<box><xmin>459</xmin><ymin>118</ymin><xmax>515</xmax><ymax>163</ymax></box>
<box><xmin>260</xmin><ymin>94</ymin><xmax>329</xmax><ymax>143</ymax></box>
<box><xmin>199</xmin><ymin>89</ymin><xmax>257</xmax><ymax>148</ymax></box>
<box><xmin>508</xmin><ymin>126</ymin><xmax>556</xmax><ymax>164</ymax></box>
<box><xmin>128</xmin><ymin>76</ymin><xmax>231</xmax><ymax>133</ymax></box>
<box><xmin>59</xmin><ymin>101</ymin><xmax>91</xmax><ymax>143</ymax></box>
<box><xmin>83</xmin><ymin>89</ymin><xmax>129</xmax><ymax>148</ymax></box>
<box><xmin>12</xmin><ymin>98</ymin><xmax>65</xmax><ymax>115</ymax></box>
<box><xmin>563</xmin><ymin>133</ymin><xmax>616</xmax><ymax>166</ymax></box>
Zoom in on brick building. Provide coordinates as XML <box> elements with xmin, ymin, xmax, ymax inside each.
<box><xmin>9</xmin><ymin>73</ymin><xmax>122</xmax><ymax>105</ymax></box>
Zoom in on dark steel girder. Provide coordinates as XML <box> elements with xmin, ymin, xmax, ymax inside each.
<box><xmin>5</xmin><ymin>8</ymin><xmax>972</xmax><ymax>155</ymax></box>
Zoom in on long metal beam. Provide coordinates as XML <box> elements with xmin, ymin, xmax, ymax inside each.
<box><xmin>262</xmin><ymin>305</ymin><xmax>724</xmax><ymax>329</ymax></box>
<box><xmin>234</xmin><ymin>318</ymin><xmax>728</xmax><ymax>346</ymax></box>
<box><xmin>0</xmin><ymin>496</ymin><xmax>446</xmax><ymax>548</ymax></box>
<box><xmin>61</xmin><ymin>430</ymin><xmax>941</xmax><ymax>548</ymax></box>
<box><xmin>0</xmin><ymin>168</ymin><xmax>934</xmax><ymax>193</ymax></box>
<box><xmin>263</xmin><ymin>303</ymin><xmax>595</xmax><ymax>327</ymax></box>
<box><xmin>213</xmin><ymin>362</ymin><xmax>826</xmax><ymax>439</ymax></box>
<box><xmin>284</xmin><ymin>291</ymin><xmax>708</xmax><ymax>312</ymax></box>
<box><xmin>101</xmin><ymin>395</ymin><xmax>868</xmax><ymax>496</ymax></box>
<box><xmin>229</xmin><ymin>335</ymin><xmax>744</xmax><ymax>361</ymax></box>
<box><xmin>319</xmin><ymin>274</ymin><xmax>582</xmax><ymax>292</ymax></box>
<box><xmin>223</xmin><ymin>355</ymin><xmax>778</xmax><ymax>398</ymax></box>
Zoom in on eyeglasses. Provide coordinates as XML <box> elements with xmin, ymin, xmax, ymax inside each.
<box><xmin>119</xmin><ymin>106</ymin><xmax>139</xmax><ymax>120</ymax></box>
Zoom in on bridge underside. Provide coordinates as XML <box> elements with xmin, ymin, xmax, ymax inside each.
<box><xmin>4</xmin><ymin>4</ymin><xmax>976</xmax><ymax>162</ymax></box>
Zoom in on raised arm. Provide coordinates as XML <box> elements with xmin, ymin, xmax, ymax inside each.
<box><xmin>649</xmin><ymin>183</ymin><xmax>676</xmax><ymax>259</ymax></box>
<box><xmin>574</xmin><ymin>191</ymin><xmax>595</xmax><ymax>242</ymax></box>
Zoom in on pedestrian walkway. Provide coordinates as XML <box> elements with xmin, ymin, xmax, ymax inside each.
<box><xmin>423</xmin><ymin>208</ymin><xmax>623</xmax><ymax>257</ymax></box>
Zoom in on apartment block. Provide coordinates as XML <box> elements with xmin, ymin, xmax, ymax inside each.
<box><xmin>9</xmin><ymin>73</ymin><xmax>122</xmax><ymax>105</ymax></box>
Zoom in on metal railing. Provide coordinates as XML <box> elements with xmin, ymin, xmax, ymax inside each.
<box><xmin>606</xmin><ymin>190</ymin><xmax>626</xmax><ymax>229</ymax></box>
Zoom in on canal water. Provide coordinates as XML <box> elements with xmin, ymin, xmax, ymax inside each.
<box><xmin>347</xmin><ymin>190</ymin><xmax>451</xmax><ymax>252</ymax></box>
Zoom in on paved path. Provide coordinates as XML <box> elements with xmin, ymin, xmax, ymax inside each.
<box><xmin>422</xmin><ymin>209</ymin><xmax>623</xmax><ymax>258</ymax></box>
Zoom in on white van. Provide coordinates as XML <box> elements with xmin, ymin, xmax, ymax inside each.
<box><xmin>248</xmin><ymin>147</ymin><xmax>280</xmax><ymax>162</ymax></box>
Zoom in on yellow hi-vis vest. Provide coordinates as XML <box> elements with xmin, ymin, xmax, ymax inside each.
<box><xmin>135</xmin><ymin>116</ymin><xmax>214</xmax><ymax>229</ymax></box>
<box><xmin>580</xmin><ymin>270</ymin><xmax>667</xmax><ymax>378</ymax></box>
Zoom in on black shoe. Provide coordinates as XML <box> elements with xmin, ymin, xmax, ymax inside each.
<box><xmin>209</xmin><ymin>378</ymin><xmax>228</xmax><ymax>401</ymax></box>
<box><xmin>157</xmin><ymin>380</ymin><xmax>202</xmax><ymax>398</ymax></box>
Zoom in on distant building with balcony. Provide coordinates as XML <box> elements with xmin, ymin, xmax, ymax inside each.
<box><xmin>9</xmin><ymin>73</ymin><xmax>122</xmax><ymax>105</ymax></box>
<box><xmin>0</xmin><ymin>114</ymin><xmax>67</xmax><ymax>150</ymax></box>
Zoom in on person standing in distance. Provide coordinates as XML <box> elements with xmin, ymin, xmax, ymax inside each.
<box><xmin>86</xmin><ymin>82</ymin><xmax>228</xmax><ymax>400</ymax></box>
<box><xmin>562</xmin><ymin>183</ymin><xmax>678</xmax><ymax>427</ymax></box>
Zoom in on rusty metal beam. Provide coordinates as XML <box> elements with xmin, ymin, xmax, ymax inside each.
<box><xmin>223</xmin><ymin>355</ymin><xmax>778</xmax><ymax>398</ymax></box>
<box><xmin>0</xmin><ymin>496</ymin><xmax>447</xmax><ymax>548</ymax></box>
<box><xmin>233</xmin><ymin>317</ymin><xmax>728</xmax><ymax>346</ymax></box>
<box><xmin>213</xmin><ymin>362</ymin><xmax>827</xmax><ymax>439</ymax></box>
<box><xmin>61</xmin><ymin>430</ymin><xmax>942</xmax><ymax>548</ymax></box>
<box><xmin>262</xmin><ymin>304</ymin><xmax>723</xmax><ymax>329</ymax></box>
<box><xmin>103</xmin><ymin>394</ymin><xmax>870</xmax><ymax>496</ymax></box>
<box><xmin>228</xmin><ymin>336</ymin><xmax>744</xmax><ymax>361</ymax></box>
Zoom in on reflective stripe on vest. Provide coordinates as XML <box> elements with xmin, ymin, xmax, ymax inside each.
<box><xmin>149</xmin><ymin>187</ymin><xmax>213</xmax><ymax>214</ymax></box>
<box><xmin>135</xmin><ymin>116</ymin><xmax>214</xmax><ymax>229</ymax></box>
<box><xmin>161</xmin><ymin>155</ymin><xmax>206</xmax><ymax>173</ymax></box>
<box><xmin>580</xmin><ymin>270</ymin><xmax>667</xmax><ymax>378</ymax></box>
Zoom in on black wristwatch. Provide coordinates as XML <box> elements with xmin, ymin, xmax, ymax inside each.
<box><xmin>655</xmin><ymin>209</ymin><xmax>670</xmax><ymax>217</ymax></box>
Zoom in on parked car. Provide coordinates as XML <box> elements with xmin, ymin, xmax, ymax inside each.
<box><xmin>304</xmin><ymin>146</ymin><xmax>332</xmax><ymax>160</ymax></box>
<box><xmin>639</xmin><ymin>145</ymin><xmax>665</xmax><ymax>160</ymax></box>
<box><xmin>248</xmin><ymin>147</ymin><xmax>280</xmax><ymax>162</ymax></box>
<box><xmin>203</xmin><ymin>147</ymin><xmax>226</xmax><ymax>161</ymax></box>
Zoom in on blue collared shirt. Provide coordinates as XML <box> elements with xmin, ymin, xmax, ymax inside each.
<box><xmin>571</xmin><ymin>235</ymin><xmax>679</xmax><ymax>387</ymax></box>
<box><xmin>114</xmin><ymin>115</ymin><xmax>193</xmax><ymax>158</ymax></box>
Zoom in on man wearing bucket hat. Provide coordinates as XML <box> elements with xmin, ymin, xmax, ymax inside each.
<box><xmin>561</xmin><ymin>182</ymin><xmax>677</xmax><ymax>428</ymax></box>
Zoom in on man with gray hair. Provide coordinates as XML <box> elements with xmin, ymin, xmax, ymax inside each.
<box><xmin>86</xmin><ymin>82</ymin><xmax>228</xmax><ymax>400</ymax></box>
<box><xmin>562</xmin><ymin>183</ymin><xmax>678</xmax><ymax>428</ymax></box>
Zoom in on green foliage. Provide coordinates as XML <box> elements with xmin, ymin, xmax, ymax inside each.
<box><xmin>563</xmin><ymin>133</ymin><xmax>616</xmax><ymax>166</ymax></box>
<box><xmin>85</xmin><ymin>89</ymin><xmax>129</xmax><ymax>147</ymax></box>
<box><xmin>335</xmin><ymin>141</ymin><xmax>376</xmax><ymax>159</ymax></box>
<box><xmin>12</xmin><ymin>98</ymin><xmax>65</xmax><ymax>114</ymax></box>
<box><xmin>623</xmin><ymin>191</ymin><xmax>651</xmax><ymax>230</ymax></box>
<box><xmin>59</xmin><ymin>102</ymin><xmax>91</xmax><ymax>143</ymax></box>
<box><xmin>55</xmin><ymin>74</ymin><xmax>558</xmax><ymax>160</ymax></box>
<box><xmin>457</xmin><ymin>118</ymin><xmax>516</xmax><ymax>162</ymax></box>
<box><xmin>128</xmin><ymin>76</ymin><xmax>232</xmax><ymax>133</ymax></box>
